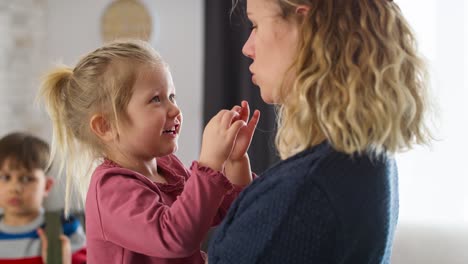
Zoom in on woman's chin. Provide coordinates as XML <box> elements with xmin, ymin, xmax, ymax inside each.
<box><xmin>260</xmin><ymin>94</ymin><xmax>278</xmax><ymax>105</ymax></box>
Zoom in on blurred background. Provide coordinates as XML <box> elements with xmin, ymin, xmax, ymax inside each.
<box><xmin>0</xmin><ymin>0</ymin><xmax>466</xmax><ymax>263</ymax></box>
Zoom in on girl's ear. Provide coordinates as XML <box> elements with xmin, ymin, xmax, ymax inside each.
<box><xmin>90</xmin><ymin>114</ymin><xmax>115</xmax><ymax>142</ymax></box>
<box><xmin>295</xmin><ymin>5</ymin><xmax>310</xmax><ymax>15</ymax></box>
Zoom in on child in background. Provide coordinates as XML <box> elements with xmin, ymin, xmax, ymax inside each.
<box><xmin>39</xmin><ymin>39</ymin><xmax>260</xmax><ymax>264</ymax></box>
<box><xmin>0</xmin><ymin>132</ymin><xmax>86</xmax><ymax>264</ymax></box>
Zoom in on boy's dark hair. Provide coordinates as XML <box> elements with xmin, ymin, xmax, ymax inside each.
<box><xmin>0</xmin><ymin>132</ymin><xmax>50</xmax><ymax>173</ymax></box>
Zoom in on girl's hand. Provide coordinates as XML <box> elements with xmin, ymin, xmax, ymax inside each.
<box><xmin>37</xmin><ymin>228</ymin><xmax>72</xmax><ymax>264</ymax></box>
<box><xmin>199</xmin><ymin>109</ymin><xmax>246</xmax><ymax>172</ymax></box>
<box><xmin>229</xmin><ymin>101</ymin><xmax>260</xmax><ymax>161</ymax></box>
<box><xmin>222</xmin><ymin>101</ymin><xmax>260</xmax><ymax>186</ymax></box>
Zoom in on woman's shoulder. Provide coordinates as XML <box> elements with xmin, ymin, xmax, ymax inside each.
<box><xmin>290</xmin><ymin>143</ymin><xmax>397</xmax><ymax>201</ymax></box>
<box><xmin>253</xmin><ymin>142</ymin><xmax>396</xmax><ymax>204</ymax></box>
<box><xmin>259</xmin><ymin>141</ymin><xmax>334</xmax><ymax>181</ymax></box>
<box><xmin>237</xmin><ymin>144</ymin><xmax>333</xmax><ymax>207</ymax></box>
<box><xmin>269</xmin><ymin>142</ymin><xmax>394</xmax><ymax>180</ymax></box>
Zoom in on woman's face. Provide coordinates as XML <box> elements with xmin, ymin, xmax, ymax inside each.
<box><xmin>242</xmin><ymin>0</ymin><xmax>300</xmax><ymax>104</ymax></box>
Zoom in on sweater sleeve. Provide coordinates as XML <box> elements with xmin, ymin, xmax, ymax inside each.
<box><xmin>208</xmin><ymin>181</ymin><xmax>337</xmax><ymax>264</ymax></box>
<box><xmin>95</xmin><ymin>162</ymin><xmax>232</xmax><ymax>258</ymax></box>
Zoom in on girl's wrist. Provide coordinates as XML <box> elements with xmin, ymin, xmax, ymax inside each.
<box><xmin>227</xmin><ymin>153</ymin><xmax>249</xmax><ymax>164</ymax></box>
<box><xmin>198</xmin><ymin>157</ymin><xmax>224</xmax><ymax>172</ymax></box>
<box><xmin>225</xmin><ymin>155</ymin><xmax>252</xmax><ymax>186</ymax></box>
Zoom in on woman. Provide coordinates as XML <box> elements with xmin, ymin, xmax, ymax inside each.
<box><xmin>208</xmin><ymin>0</ymin><xmax>430</xmax><ymax>263</ymax></box>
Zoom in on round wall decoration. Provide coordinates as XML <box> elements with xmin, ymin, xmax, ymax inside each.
<box><xmin>101</xmin><ymin>0</ymin><xmax>152</xmax><ymax>42</ymax></box>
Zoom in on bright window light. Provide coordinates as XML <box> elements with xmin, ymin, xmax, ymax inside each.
<box><xmin>396</xmin><ymin>0</ymin><xmax>468</xmax><ymax>225</ymax></box>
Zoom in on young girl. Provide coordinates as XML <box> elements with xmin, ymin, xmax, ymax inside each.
<box><xmin>39</xmin><ymin>39</ymin><xmax>260</xmax><ymax>264</ymax></box>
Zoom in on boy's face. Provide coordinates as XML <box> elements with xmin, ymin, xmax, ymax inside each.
<box><xmin>0</xmin><ymin>159</ymin><xmax>53</xmax><ymax>220</ymax></box>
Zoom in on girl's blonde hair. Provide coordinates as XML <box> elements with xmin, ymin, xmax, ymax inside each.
<box><xmin>39</xmin><ymin>39</ymin><xmax>163</xmax><ymax>212</ymax></box>
<box><xmin>235</xmin><ymin>0</ymin><xmax>431</xmax><ymax>159</ymax></box>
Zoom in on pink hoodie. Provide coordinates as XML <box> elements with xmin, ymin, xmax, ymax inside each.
<box><xmin>85</xmin><ymin>154</ymin><xmax>242</xmax><ymax>264</ymax></box>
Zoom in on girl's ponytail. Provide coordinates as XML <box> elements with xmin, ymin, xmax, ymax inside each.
<box><xmin>39</xmin><ymin>66</ymin><xmax>82</xmax><ymax>213</ymax></box>
<box><xmin>40</xmin><ymin>66</ymin><xmax>72</xmax><ymax>170</ymax></box>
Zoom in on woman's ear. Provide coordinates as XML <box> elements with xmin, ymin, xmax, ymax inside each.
<box><xmin>90</xmin><ymin>114</ymin><xmax>114</xmax><ymax>142</ymax></box>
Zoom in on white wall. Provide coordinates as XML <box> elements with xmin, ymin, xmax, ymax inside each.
<box><xmin>378</xmin><ymin>1</ymin><xmax>468</xmax><ymax>262</ymax></box>
<box><xmin>40</xmin><ymin>0</ymin><xmax>204</xmax><ymax>209</ymax></box>
<box><xmin>0</xmin><ymin>0</ymin><xmax>48</xmax><ymax>140</ymax></box>
<box><xmin>0</xmin><ymin>1</ymin><xmax>204</xmax><ymax>211</ymax></box>
<box><xmin>465</xmin><ymin>0</ymin><xmax>468</xmax><ymax>224</ymax></box>
<box><xmin>45</xmin><ymin>0</ymin><xmax>204</xmax><ymax>167</ymax></box>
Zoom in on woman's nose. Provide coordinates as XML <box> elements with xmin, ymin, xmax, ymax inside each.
<box><xmin>242</xmin><ymin>31</ymin><xmax>255</xmax><ymax>59</ymax></box>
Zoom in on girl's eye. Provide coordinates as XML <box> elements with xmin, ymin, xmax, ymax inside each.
<box><xmin>169</xmin><ymin>94</ymin><xmax>176</xmax><ymax>103</ymax></box>
<box><xmin>151</xmin><ymin>96</ymin><xmax>160</xmax><ymax>103</ymax></box>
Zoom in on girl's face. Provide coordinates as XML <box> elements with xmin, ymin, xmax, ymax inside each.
<box><xmin>116</xmin><ymin>66</ymin><xmax>182</xmax><ymax>161</ymax></box>
<box><xmin>242</xmin><ymin>0</ymin><xmax>300</xmax><ymax>104</ymax></box>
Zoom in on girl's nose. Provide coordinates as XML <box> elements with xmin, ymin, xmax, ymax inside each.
<box><xmin>168</xmin><ymin>102</ymin><xmax>181</xmax><ymax>118</ymax></box>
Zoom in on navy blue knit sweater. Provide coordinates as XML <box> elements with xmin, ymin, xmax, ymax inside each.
<box><xmin>208</xmin><ymin>141</ymin><xmax>398</xmax><ymax>264</ymax></box>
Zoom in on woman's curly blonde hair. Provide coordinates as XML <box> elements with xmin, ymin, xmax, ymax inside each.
<box><xmin>234</xmin><ymin>0</ymin><xmax>431</xmax><ymax>159</ymax></box>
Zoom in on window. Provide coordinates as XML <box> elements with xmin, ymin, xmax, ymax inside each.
<box><xmin>396</xmin><ymin>0</ymin><xmax>468</xmax><ymax>225</ymax></box>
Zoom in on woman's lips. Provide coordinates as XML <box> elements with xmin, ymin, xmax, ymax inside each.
<box><xmin>252</xmin><ymin>74</ymin><xmax>257</xmax><ymax>85</ymax></box>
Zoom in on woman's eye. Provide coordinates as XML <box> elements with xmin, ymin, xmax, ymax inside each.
<box><xmin>248</xmin><ymin>20</ymin><xmax>257</xmax><ymax>31</ymax></box>
<box><xmin>151</xmin><ymin>96</ymin><xmax>160</xmax><ymax>103</ymax></box>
